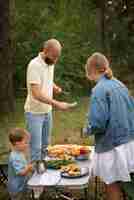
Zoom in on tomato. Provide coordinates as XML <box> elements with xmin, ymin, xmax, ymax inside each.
<box><xmin>80</xmin><ymin>148</ymin><xmax>88</xmax><ymax>155</ymax></box>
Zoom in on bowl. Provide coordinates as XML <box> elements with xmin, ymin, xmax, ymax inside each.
<box><xmin>75</xmin><ymin>153</ymin><xmax>89</xmax><ymax>161</ymax></box>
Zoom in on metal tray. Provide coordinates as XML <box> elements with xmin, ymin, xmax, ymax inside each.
<box><xmin>61</xmin><ymin>167</ymin><xmax>89</xmax><ymax>178</ymax></box>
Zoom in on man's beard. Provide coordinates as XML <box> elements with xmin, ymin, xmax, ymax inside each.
<box><xmin>44</xmin><ymin>57</ymin><xmax>54</xmax><ymax>65</ymax></box>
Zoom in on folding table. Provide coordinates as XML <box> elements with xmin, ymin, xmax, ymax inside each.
<box><xmin>28</xmin><ymin>150</ymin><xmax>94</xmax><ymax>200</ymax></box>
<box><xmin>0</xmin><ymin>163</ymin><xmax>8</xmax><ymax>186</ymax></box>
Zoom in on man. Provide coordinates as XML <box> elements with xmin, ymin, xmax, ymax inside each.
<box><xmin>24</xmin><ymin>39</ymin><xmax>72</xmax><ymax>161</ymax></box>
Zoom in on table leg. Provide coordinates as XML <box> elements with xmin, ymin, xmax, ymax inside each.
<box><xmin>0</xmin><ymin>165</ymin><xmax>8</xmax><ymax>186</ymax></box>
<box><xmin>55</xmin><ymin>188</ymin><xmax>74</xmax><ymax>200</ymax></box>
<box><xmin>84</xmin><ymin>186</ymin><xmax>89</xmax><ymax>200</ymax></box>
<box><xmin>31</xmin><ymin>189</ymin><xmax>35</xmax><ymax>200</ymax></box>
<box><xmin>60</xmin><ymin>193</ymin><xmax>75</xmax><ymax>200</ymax></box>
<box><xmin>95</xmin><ymin>176</ymin><xmax>98</xmax><ymax>200</ymax></box>
<box><xmin>31</xmin><ymin>187</ymin><xmax>43</xmax><ymax>200</ymax></box>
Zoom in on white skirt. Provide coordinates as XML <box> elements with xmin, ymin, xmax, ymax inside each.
<box><xmin>91</xmin><ymin>140</ymin><xmax>134</xmax><ymax>184</ymax></box>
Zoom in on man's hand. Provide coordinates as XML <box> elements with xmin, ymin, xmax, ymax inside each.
<box><xmin>53</xmin><ymin>84</ymin><xmax>62</xmax><ymax>94</ymax></box>
<box><xmin>31</xmin><ymin>83</ymin><xmax>77</xmax><ymax>110</ymax></box>
<box><xmin>54</xmin><ymin>101</ymin><xmax>76</xmax><ymax>110</ymax></box>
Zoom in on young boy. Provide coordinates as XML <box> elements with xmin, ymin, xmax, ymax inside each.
<box><xmin>8</xmin><ymin>128</ymin><xmax>33</xmax><ymax>200</ymax></box>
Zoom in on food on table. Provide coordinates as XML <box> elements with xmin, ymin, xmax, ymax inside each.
<box><xmin>60</xmin><ymin>163</ymin><xmax>81</xmax><ymax>176</ymax></box>
<box><xmin>47</xmin><ymin>144</ymin><xmax>91</xmax><ymax>158</ymax></box>
<box><xmin>46</xmin><ymin>159</ymin><xmax>75</xmax><ymax>169</ymax></box>
<box><xmin>47</xmin><ymin>147</ymin><xmax>64</xmax><ymax>157</ymax></box>
<box><xmin>70</xmin><ymin>146</ymin><xmax>80</xmax><ymax>156</ymax></box>
<box><xmin>58</xmin><ymin>154</ymin><xmax>73</xmax><ymax>160</ymax></box>
<box><xmin>79</xmin><ymin>146</ymin><xmax>90</xmax><ymax>155</ymax></box>
<box><xmin>75</xmin><ymin>146</ymin><xmax>91</xmax><ymax>160</ymax></box>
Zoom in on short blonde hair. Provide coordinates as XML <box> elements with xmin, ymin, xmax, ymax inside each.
<box><xmin>87</xmin><ymin>52</ymin><xmax>109</xmax><ymax>69</ymax></box>
<box><xmin>86</xmin><ymin>52</ymin><xmax>113</xmax><ymax>79</ymax></box>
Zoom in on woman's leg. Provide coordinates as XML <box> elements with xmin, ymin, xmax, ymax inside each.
<box><xmin>106</xmin><ymin>182</ymin><xmax>122</xmax><ymax>200</ymax></box>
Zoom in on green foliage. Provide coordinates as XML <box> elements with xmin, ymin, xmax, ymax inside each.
<box><xmin>87</xmin><ymin>0</ymin><xmax>134</xmax><ymax>87</ymax></box>
<box><xmin>12</xmin><ymin>0</ymin><xmax>134</xmax><ymax>96</ymax></box>
<box><xmin>14</xmin><ymin>0</ymin><xmax>99</xmax><ymax>96</ymax></box>
<box><xmin>97</xmin><ymin>1</ymin><xmax>134</xmax><ymax>74</ymax></box>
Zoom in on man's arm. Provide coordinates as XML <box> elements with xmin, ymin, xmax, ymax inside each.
<box><xmin>31</xmin><ymin>83</ymin><xmax>71</xmax><ymax>110</ymax></box>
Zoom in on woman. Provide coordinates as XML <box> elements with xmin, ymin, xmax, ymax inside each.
<box><xmin>84</xmin><ymin>52</ymin><xmax>134</xmax><ymax>200</ymax></box>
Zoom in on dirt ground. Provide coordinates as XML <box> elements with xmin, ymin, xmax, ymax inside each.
<box><xmin>0</xmin><ymin>178</ymin><xmax>106</xmax><ymax>200</ymax></box>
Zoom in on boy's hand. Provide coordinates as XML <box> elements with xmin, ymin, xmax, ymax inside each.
<box><xmin>27</xmin><ymin>163</ymin><xmax>33</xmax><ymax>172</ymax></box>
<box><xmin>19</xmin><ymin>163</ymin><xmax>33</xmax><ymax>176</ymax></box>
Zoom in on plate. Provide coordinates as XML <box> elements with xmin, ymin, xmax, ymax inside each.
<box><xmin>75</xmin><ymin>154</ymin><xmax>89</xmax><ymax>161</ymax></box>
<box><xmin>61</xmin><ymin>167</ymin><xmax>89</xmax><ymax>178</ymax></box>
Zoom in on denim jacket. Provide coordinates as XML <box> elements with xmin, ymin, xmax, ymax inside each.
<box><xmin>86</xmin><ymin>75</ymin><xmax>134</xmax><ymax>153</ymax></box>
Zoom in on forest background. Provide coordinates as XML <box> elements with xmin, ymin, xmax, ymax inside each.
<box><xmin>15</xmin><ymin>0</ymin><xmax>134</xmax><ymax>96</ymax></box>
<box><xmin>1</xmin><ymin>0</ymin><xmax>134</xmax><ymax>114</ymax></box>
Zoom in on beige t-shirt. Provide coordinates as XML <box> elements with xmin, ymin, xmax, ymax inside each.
<box><xmin>24</xmin><ymin>53</ymin><xmax>54</xmax><ymax>113</ymax></box>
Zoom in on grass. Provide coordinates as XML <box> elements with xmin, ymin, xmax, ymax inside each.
<box><xmin>52</xmin><ymin>97</ymin><xmax>94</xmax><ymax>145</ymax></box>
<box><xmin>0</xmin><ymin>97</ymin><xmax>94</xmax><ymax>162</ymax></box>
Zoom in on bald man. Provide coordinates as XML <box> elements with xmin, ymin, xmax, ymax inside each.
<box><xmin>24</xmin><ymin>39</ymin><xmax>71</xmax><ymax>161</ymax></box>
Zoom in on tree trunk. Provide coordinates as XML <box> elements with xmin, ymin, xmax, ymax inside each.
<box><xmin>96</xmin><ymin>0</ymin><xmax>107</xmax><ymax>52</ymax></box>
<box><xmin>0</xmin><ymin>0</ymin><xmax>15</xmax><ymax>113</ymax></box>
<box><xmin>96</xmin><ymin>0</ymin><xmax>112</xmax><ymax>60</ymax></box>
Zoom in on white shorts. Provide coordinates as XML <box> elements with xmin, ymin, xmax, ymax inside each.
<box><xmin>91</xmin><ymin>140</ymin><xmax>134</xmax><ymax>184</ymax></box>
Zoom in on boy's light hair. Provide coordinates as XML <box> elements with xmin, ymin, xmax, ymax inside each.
<box><xmin>9</xmin><ymin>128</ymin><xmax>29</xmax><ymax>145</ymax></box>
